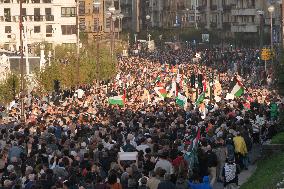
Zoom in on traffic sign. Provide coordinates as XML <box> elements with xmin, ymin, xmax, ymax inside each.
<box><xmin>261</xmin><ymin>48</ymin><xmax>271</xmax><ymax>61</ymax></box>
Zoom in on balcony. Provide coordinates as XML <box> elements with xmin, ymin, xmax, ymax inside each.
<box><xmin>231</xmin><ymin>23</ymin><xmax>257</xmax><ymax>32</ymax></box>
<box><xmin>223</xmin><ymin>4</ymin><xmax>232</xmax><ymax>11</ymax></box>
<box><xmin>45</xmin><ymin>15</ymin><xmax>54</xmax><ymax>21</ymax></box>
<box><xmin>197</xmin><ymin>5</ymin><xmax>206</xmax><ymax>12</ymax></box>
<box><xmin>5</xmin><ymin>16</ymin><xmax>11</xmax><ymax>22</ymax></box>
<box><xmin>34</xmin><ymin>15</ymin><xmax>44</xmax><ymax>22</ymax></box>
<box><xmin>223</xmin><ymin>22</ymin><xmax>231</xmax><ymax>30</ymax></box>
<box><xmin>231</xmin><ymin>8</ymin><xmax>256</xmax><ymax>16</ymax></box>
<box><xmin>210</xmin><ymin>5</ymin><xmax>217</xmax><ymax>11</ymax></box>
<box><xmin>197</xmin><ymin>21</ymin><xmax>206</xmax><ymax>28</ymax></box>
<box><xmin>210</xmin><ymin>22</ymin><xmax>217</xmax><ymax>28</ymax></box>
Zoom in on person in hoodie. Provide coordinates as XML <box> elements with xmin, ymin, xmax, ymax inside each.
<box><xmin>188</xmin><ymin>176</ymin><xmax>212</xmax><ymax>189</ymax></box>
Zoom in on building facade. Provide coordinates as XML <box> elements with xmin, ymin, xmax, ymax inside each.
<box><xmin>195</xmin><ymin>0</ymin><xmax>282</xmax><ymax>45</ymax></box>
<box><xmin>120</xmin><ymin>0</ymin><xmax>140</xmax><ymax>32</ymax></box>
<box><xmin>146</xmin><ymin>0</ymin><xmax>200</xmax><ymax>29</ymax></box>
<box><xmin>0</xmin><ymin>0</ymin><xmax>77</xmax><ymax>52</ymax></box>
<box><xmin>78</xmin><ymin>0</ymin><xmax>104</xmax><ymax>39</ymax></box>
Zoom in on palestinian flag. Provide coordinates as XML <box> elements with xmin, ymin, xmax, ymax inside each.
<box><xmin>155</xmin><ymin>75</ymin><xmax>161</xmax><ymax>83</ymax></box>
<box><xmin>108</xmin><ymin>95</ymin><xmax>125</xmax><ymax>106</ymax></box>
<box><xmin>195</xmin><ymin>92</ymin><xmax>205</xmax><ymax>106</ymax></box>
<box><xmin>231</xmin><ymin>82</ymin><xmax>244</xmax><ymax>97</ymax></box>
<box><xmin>154</xmin><ymin>87</ymin><xmax>167</xmax><ymax>99</ymax></box>
<box><xmin>193</xmin><ymin>128</ymin><xmax>201</xmax><ymax>148</ymax></box>
<box><xmin>176</xmin><ymin>93</ymin><xmax>187</xmax><ymax>107</ymax></box>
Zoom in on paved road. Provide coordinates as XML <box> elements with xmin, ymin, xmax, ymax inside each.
<box><xmin>213</xmin><ymin>144</ymin><xmax>260</xmax><ymax>189</ymax></box>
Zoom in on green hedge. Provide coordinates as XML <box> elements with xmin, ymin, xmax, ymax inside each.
<box><xmin>271</xmin><ymin>132</ymin><xmax>284</xmax><ymax>144</ymax></box>
<box><xmin>240</xmin><ymin>152</ymin><xmax>284</xmax><ymax>189</ymax></box>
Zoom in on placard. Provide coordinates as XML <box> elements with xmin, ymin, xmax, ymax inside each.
<box><xmin>118</xmin><ymin>152</ymin><xmax>138</xmax><ymax>161</ymax></box>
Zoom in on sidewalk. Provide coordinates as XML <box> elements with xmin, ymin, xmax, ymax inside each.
<box><xmin>213</xmin><ymin>144</ymin><xmax>260</xmax><ymax>189</ymax></box>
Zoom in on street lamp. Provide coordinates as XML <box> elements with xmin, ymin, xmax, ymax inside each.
<box><xmin>268</xmin><ymin>5</ymin><xmax>275</xmax><ymax>50</ymax></box>
<box><xmin>39</xmin><ymin>43</ymin><xmax>46</xmax><ymax>70</ymax></box>
<box><xmin>106</xmin><ymin>4</ymin><xmax>118</xmax><ymax>58</ymax></box>
<box><xmin>93</xmin><ymin>0</ymin><xmax>101</xmax><ymax>86</ymax></box>
<box><xmin>117</xmin><ymin>13</ymin><xmax>124</xmax><ymax>40</ymax></box>
<box><xmin>146</xmin><ymin>15</ymin><xmax>151</xmax><ymax>37</ymax></box>
<box><xmin>19</xmin><ymin>0</ymin><xmax>25</xmax><ymax>122</ymax></box>
<box><xmin>256</xmin><ymin>10</ymin><xmax>264</xmax><ymax>49</ymax></box>
<box><xmin>186</xmin><ymin>8</ymin><xmax>189</xmax><ymax>27</ymax></box>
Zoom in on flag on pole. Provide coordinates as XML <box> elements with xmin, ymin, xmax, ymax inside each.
<box><xmin>176</xmin><ymin>93</ymin><xmax>187</xmax><ymax>107</ymax></box>
<box><xmin>195</xmin><ymin>92</ymin><xmax>205</xmax><ymax>106</ymax></box>
<box><xmin>231</xmin><ymin>82</ymin><xmax>244</xmax><ymax>97</ymax></box>
<box><xmin>154</xmin><ymin>87</ymin><xmax>167</xmax><ymax>99</ymax></box>
<box><xmin>192</xmin><ymin>127</ymin><xmax>201</xmax><ymax>150</ymax></box>
<box><xmin>108</xmin><ymin>95</ymin><xmax>125</xmax><ymax>106</ymax></box>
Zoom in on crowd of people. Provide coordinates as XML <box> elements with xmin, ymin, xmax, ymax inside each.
<box><xmin>0</xmin><ymin>46</ymin><xmax>282</xmax><ymax>189</ymax></box>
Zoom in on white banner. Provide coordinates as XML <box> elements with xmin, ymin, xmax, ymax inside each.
<box><xmin>118</xmin><ymin>152</ymin><xmax>138</xmax><ymax>161</ymax></box>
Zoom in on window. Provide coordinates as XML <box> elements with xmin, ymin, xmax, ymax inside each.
<box><xmin>34</xmin><ymin>26</ymin><xmax>40</xmax><ymax>33</ymax></box>
<box><xmin>79</xmin><ymin>18</ymin><xmax>86</xmax><ymax>31</ymax></box>
<box><xmin>114</xmin><ymin>1</ymin><xmax>119</xmax><ymax>10</ymax></box>
<box><xmin>94</xmin><ymin>18</ymin><xmax>99</xmax><ymax>32</ymax></box>
<box><xmin>4</xmin><ymin>8</ymin><xmax>11</xmax><ymax>22</ymax></box>
<box><xmin>46</xmin><ymin>25</ymin><xmax>53</xmax><ymax>37</ymax></box>
<box><xmin>34</xmin><ymin>8</ymin><xmax>41</xmax><ymax>21</ymax></box>
<box><xmin>32</xmin><ymin>0</ymin><xmax>40</xmax><ymax>3</ymax></box>
<box><xmin>79</xmin><ymin>1</ymin><xmax>85</xmax><ymax>16</ymax></box>
<box><xmin>61</xmin><ymin>7</ymin><xmax>76</xmax><ymax>17</ymax></box>
<box><xmin>45</xmin><ymin>8</ymin><xmax>51</xmax><ymax>15</ymax></box>
<box><xmin>61</xmin><ymin>25</ymin><xmax>76</xmax><ymax>35</ymax></box>
<box><xmin>93</xmin><ymin>6</ymin><xmax>99</xmax><ymax>14</ymax></box>
<box><xmin>22</xmin><ymin>8</ymin><xmax>26</xmax><ymax>16</ymax></box>
<box><xmin>5</xmin><ymin>26</ymin><xmax>11</xmax><ymax>33</ymax></box>
<box><xmin>42</xmin><ymin>0</ymin><xmax>51</xmax><ymax>3</ymax></box>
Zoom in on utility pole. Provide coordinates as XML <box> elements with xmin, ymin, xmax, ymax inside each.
<box><xmin>19</xmin><ymin>0</ymin><xmax>25</xmax><ymax>122</ymax></box>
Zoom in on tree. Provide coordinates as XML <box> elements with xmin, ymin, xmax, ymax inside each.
<box><xmin>34</xmin><ymin>40</ymin><xmax>120</xmax><ymax>93</ymax></box>
<box><xmin>0</xmin><ymin>74</ymin><xmax>20</xmax><ymax>104</ymax></box>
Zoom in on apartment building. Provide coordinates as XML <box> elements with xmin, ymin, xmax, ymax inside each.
<box><xmin>197</xmin><ymin>0</ymin><xmax>282</xmax><ymax>36</ymax></box>
<box><xmin>103</xmin><ymin>0</ymin><xmax>121</xmax><ymax>33</ymax></box>
<box><xmin>0</xmin><ymin>0</ymin><xmax>77</xmax><ymax>52</ymax></box>
<box><xmin>120</xmin><ymin>0</ymin><xmax>140</xmax><ymax>32</ymax></box>
<box><xmin>78</xmin><ymin>0</ymin><xmax>104</xmax><ymax>39</ymax></box>
<box><xmin>146</xmin><ymin>0</ymin><xmax>199</xmax><ymax>29</ymax></box>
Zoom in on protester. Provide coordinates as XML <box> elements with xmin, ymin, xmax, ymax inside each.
<box><xmin>0</xmin><ymin>46</ymin><xmax>281</xmax><ymax>189</ymax></box>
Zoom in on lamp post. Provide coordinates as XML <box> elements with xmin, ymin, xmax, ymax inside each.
<box><xmin>48</xmin><ymin>50</ymin><xmax>52</xmax><ymax>66</ymax></box>
<box><xmin>93</xmin><ymin>0</ymin><xmax>100</xmax><ymax>87</ymax></box>
<box><xmin>268</xmin><ymin>5</ymin><xmax>275</xmax><ymax>50</ymax></box>
<box><xmin>76</xmin><ymin>0</ymin><xmax>80</xmax><ymax>85</ymax></box>
<box><xmin>106</xmin><ymin>3</ymin><xmax>117</xmax><ymax>59</ymax></box>
<box><xmin>19</xmin><ymin>0</ymin><xmax>25</xmax><ymax>122</ymax></box>
<box><xmin>146</xmin><ymin>15</ymin><xmax>151</xmax><ymax>38</ymax></box>
<box><xmin>194</xmin><ymin>0</ymin><xmax>198</xmax><ymax>29</ymax></box>
<box><xmin>257</xmin><ymin>10</ymin><xmax>264</xmax><ymax>50</ymax></box>
<box><xmin>117</xmin><ymin>13</ymin><xmax>124</xmax><ymax>40</ymax></box>
<box><xmin>186</xmin><ymin>8</ymin><xmax>189</xmax><ymax>27</ymax></box>
<box><xmin>39</xmin><ymin>43</ymin><xmax>46</xmax><ymax>71</ymax></box>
